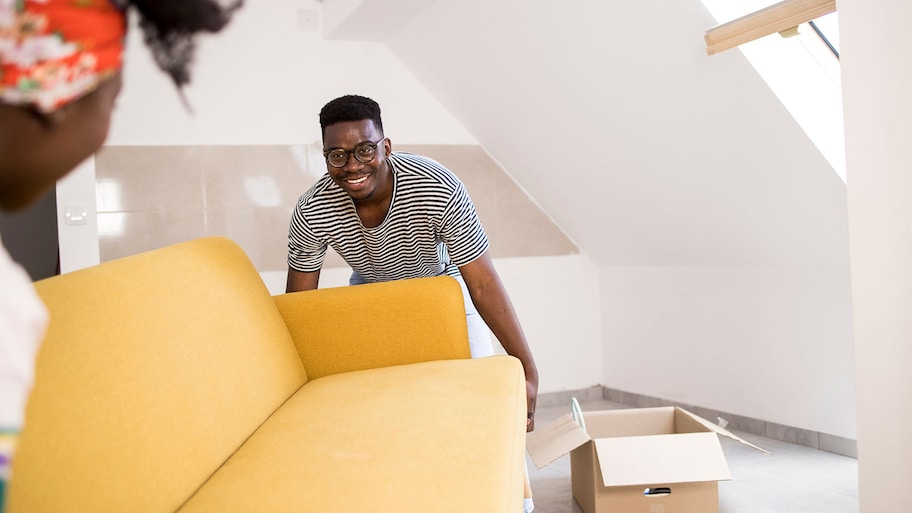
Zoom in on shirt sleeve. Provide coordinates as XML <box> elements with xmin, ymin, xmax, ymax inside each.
<box><xmin>439</xmin><ymin>182</ymin><xmax>490</xmax><ymax>266</ymax></box>
<box><xmin>0</xmin><ymin>242</ymin><xmax>48</xmax><ymax>428</ymax></box>
<box><xmin>287</xmin><ymin>201</ymin><xmax>327</xmax><ymax>273</ymax></box>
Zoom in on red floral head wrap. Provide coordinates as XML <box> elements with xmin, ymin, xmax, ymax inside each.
<box><xmin>0</xmin><ymin>0</ymin><xmax>126</xmax><ymax>113</ymax></box>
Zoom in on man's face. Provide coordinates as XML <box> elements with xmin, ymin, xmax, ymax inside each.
<box><xmin>322</xmin><ymin>119</ymin><xmax>392</xmax><ymax>204</ymax></box>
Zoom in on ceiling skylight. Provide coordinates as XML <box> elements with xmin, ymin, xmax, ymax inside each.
<box><xmin>702</xmin><ymin>0</ymin><xmax>845</xmax><ymax>182</ymax></box>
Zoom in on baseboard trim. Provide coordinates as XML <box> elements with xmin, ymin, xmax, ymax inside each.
<box><xmin>536</xmin><ymin>385</ymin><xmax>604</xmax><ymax>408</ymax></box>
<box><xmin>537</xmin><ymin>385</ymin><xmax>857</xmax><ymax>458</ymax></box>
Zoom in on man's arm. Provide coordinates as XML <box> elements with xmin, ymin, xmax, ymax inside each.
<box><xmin>458</xmin><ymin>251</ymin><xmax>540</xmax><ymax>431</ymax></box>
<box><xmin>286</xmin><ymin>268</ymin><xmax>321</xmax><ymax>293</ymax></box>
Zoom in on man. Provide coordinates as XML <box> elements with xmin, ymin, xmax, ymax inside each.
<box><xmin>286</xmin><ymin>95</ymin><xmax>539</xmax><ymax>510</ymax></box>
<box><xmin>287</xmin><ymin>95</ymin><xmax>539</xmax><ymax>415</ymax></box>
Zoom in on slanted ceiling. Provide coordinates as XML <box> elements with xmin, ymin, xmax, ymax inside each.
<box><xmin>325</xmin><ymin>0</ymin><xmax>849</xmax><ymax>268</ymax></box>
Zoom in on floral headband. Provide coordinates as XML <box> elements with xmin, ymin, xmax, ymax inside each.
<box><xmin>0</xmin><ymin>0</ymin><xmax>126</xmax><ymax>113</ymax></box>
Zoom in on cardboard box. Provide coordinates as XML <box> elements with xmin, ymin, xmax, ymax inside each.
<box><xmin>526</xmin><ymin>406</ymin><xmax>768</xmax><ymax>513</ymax></box>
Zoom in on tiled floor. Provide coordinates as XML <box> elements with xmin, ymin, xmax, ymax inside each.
<box><xmin>527</xmin><ymin>398</ymin><xmax>859</xmax><ymax>513</ymax></box>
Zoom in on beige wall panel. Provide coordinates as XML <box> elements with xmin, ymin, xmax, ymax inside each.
<box><xmin>94</xmin><ymin>144</ymin><xmax>577</xmax><ymax>269</ymax></box>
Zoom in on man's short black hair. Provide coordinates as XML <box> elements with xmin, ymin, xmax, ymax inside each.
<box><xmin>319</xmin><ymin>95</ymin><xmax>384</xmax><ymax>138</ymax></box>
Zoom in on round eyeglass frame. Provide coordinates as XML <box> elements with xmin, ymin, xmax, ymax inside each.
<box><xmin>323</xmin><ymin>138</ymin><xmax>386</xmax><ymax>168</ymax></box>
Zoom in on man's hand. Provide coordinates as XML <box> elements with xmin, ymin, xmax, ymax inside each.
<box><xmin>527</xmin><ymin>378</ymin><xmax>538</xmax><ymax>432</ymax></box>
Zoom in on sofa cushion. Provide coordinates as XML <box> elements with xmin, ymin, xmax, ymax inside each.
<box><xmin>273</xmin><ymin>276</ymin><xmax>472</xmax><ymax>380</ymax></box>
<box><xmin>177</xmin><ymin>356</ymin><xmax>527</xmax><ymax>513</ymax></box>
<box><xmin>10</xmin><ymin>237</ymin><xmax>307</xmax><ymax>513</ymax></box>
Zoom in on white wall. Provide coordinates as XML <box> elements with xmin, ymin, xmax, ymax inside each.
<box><xmin>351</xmin><ymin>0</ymin><xmax>856</xmax><ymax>438</ymax></box>
<box><xmin>492</xmin><ymin>255</ymin><xmax>604</xmax><ymax>393</ymax></box>
<box><xmin>840</xmin><ymin>0</ymin><xmax>912</xmax><ymax>509</ymax></box>
<box><xmin>60</xmin><ymin>0</ymin><xmax>477</xmax><ymax>266</ymax></box>
<box><xmin>601</xmin><ymin>265</ymin><xmax>855</xmax><ymax>439</ymax></box>
<box><xmin>108</xmin><ymin>0</ymin><xmax>474</xmax><ymax>147</ymax></box>
<box><xmin>57</xmin><ymin>0</ymin><xmax>603</xmax><ymax>395</ymax></box>
<box><xmin>55</xmin><ymin>0</ymin><xmax>862</xmax><ymax>433</ymax></box>
<box><xmin>378</xmin><ymin>0</ymin><xmax>848</xmax><ymax>268</ymax></box>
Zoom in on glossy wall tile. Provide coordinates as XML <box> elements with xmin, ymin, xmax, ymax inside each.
<box><xmin>95</xmin><ymin>144</ymin><xmax>578</xmax><ymax>271</ymax></box>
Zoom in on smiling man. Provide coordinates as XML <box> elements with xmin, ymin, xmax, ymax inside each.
<box><xmin>286</xmin><ymin>94</ymin><xmax>539</xmax><ymax>405</ymax></box>
<box><xmin>286</xmin><ymin>96</ymin><xmax>539</xmax><ymax>511</ymax></box>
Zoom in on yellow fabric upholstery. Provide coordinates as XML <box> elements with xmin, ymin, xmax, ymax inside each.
<box><xmin>10</xmin><ymin>238</ymin><xmax>307</xmax><ymax>513</ymax></box>
<box><xmin>178</xmin><ymin>357</ymin><xmax>526</xmax><ymax>513</ymax></box>
<box><xmin>9</xmin><ymin>237</ymin><xmax>525</xmax><ymax>513</ymax></box>
<box><xmin>273</xmin><ymin>276</ymin><xmax>471</xmax><ymax>380</ymax></box>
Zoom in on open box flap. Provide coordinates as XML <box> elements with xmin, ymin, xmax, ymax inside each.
<box><xmin>594</xmin><ymin>432</ymin><xmax>732</xmax><ymax>487</ymax></box>
<box><xmin>677</xmin><ymin>408</ymin><xmax>771</xmax><ymax>455</ymax></box>
<box><xmin>526</xmin><ymin>413</ymin><xmax>591</xmax><ymax>469</ymax></box>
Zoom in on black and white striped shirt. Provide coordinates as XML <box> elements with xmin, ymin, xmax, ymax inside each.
<box><xmin>287</xmin><ymin>152</ymin><xmax>489</xmax><ymax>282</ymax></box>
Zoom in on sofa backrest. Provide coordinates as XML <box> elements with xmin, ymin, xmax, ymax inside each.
<box><xmin>274</xmin><ymin>276</ymin><xmax>472</xmax><ymax>380</ymax></box>
<box><xmin>10</xmin><ymin>237</ymin><xmax>307</xmax><ymax>513</ymax></box>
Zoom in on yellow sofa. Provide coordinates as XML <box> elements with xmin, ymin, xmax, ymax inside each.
<box><xmin>9</xmin><ymin>237</ymin><xmax>527</xmax><ymax>513</ymax></box>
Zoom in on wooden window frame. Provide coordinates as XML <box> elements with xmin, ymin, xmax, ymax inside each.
<box><xmin>705</xmin><ymin>0</ymin><xmax>837</xmax><ymax>55</ymax></box>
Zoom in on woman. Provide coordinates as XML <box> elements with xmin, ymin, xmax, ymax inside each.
<box><xmin>0</xmin><ymin>0</ymin><xmax>241</xmax><ymax>508</ymax></box>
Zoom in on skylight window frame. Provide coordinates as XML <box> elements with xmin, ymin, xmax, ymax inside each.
<box><xmin>704</xmin><ymin>0</ymin><xmax>836</xmax><ymax>56</ymax></box>
<box><xmin>700</xmin><ymin>0</ymin><xmax>846</xmax><ymax>182</ymax></box>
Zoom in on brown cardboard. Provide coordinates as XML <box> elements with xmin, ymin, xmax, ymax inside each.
<box><xmin>526</xmin><ymin>406</ymin><xmax>767</xmax><ymax>513</ymax></box>
<box><xmin>525</xmin><ymin>412</ymin><xmax>591</xmax><ymax>468</ymax></box>
<box><xmin>594</xmin><ymin>432</ymin><xmax>730</xmax><ymax>485</ymax></box>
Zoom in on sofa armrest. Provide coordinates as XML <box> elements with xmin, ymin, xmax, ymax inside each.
<box><xmin>273</xmin><ymin>276</ymin><xmax>472</xmax><ymax>380</ymax></box>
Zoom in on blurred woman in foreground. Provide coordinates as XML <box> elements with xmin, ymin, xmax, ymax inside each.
<box><xmin>0</xmin><ymin>1</ymin><xmax>242</xmax><ymax>508</ymax></box>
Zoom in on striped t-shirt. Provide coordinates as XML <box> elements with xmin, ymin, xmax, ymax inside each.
<box><xmin>287</xmin><ymin>152</ymin><xmax>489</xmax><ymax>282</ymax></box>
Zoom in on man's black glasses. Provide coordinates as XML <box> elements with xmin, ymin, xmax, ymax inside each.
<box><xmin>323</xmin><ymin>138</ymin><xmax>386</xmax><ymax>168</ymax></box>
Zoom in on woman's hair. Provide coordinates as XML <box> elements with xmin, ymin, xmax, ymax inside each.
<box><xmin>124</xmin><ymin>0</ymin><xmax>243</xmax><ymax>89</ymax></box>
<box><xmin>319</xmin><ymin>95</ymin><xmax>384</xmax><ymax>137</ymax></box>
<box><xmin>0</xmin><ymin>0</ymin><xmax>242</xmax><ymax>113</ymax></box>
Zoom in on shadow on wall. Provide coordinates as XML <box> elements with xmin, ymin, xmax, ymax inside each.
<box><xmin>94</xmin><ymin>144</ymin><xmax>578</xmax><ymax>271</ymax></box>
<box><xmin>0</xmin><ymin>189</ymin><xmax>59</xmax><ymax>281</ymax></box>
